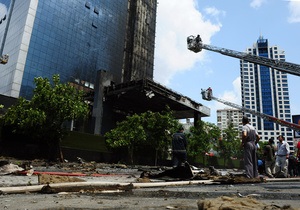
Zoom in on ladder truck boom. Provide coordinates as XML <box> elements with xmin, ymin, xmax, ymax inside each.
<box><xmin>201</xmin><ymin>88</ymin><xmax>300</xmax><ymax>132</ymax></box>
<box><xmin>187</xmin><ymin>35</ymin><xmax>300</xmax><ymax>77</ymax></box>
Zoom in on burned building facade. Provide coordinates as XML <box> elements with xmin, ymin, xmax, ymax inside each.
<box><xmin>0</xmin><ymin>0</ymin><xmax>209</xmax><ymax>135</ymax></box>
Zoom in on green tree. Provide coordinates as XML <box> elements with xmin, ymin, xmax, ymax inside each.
<box><xmin>219</xmin><ymin>123</ymin><xmax>241</xmax><ymax>167</ymax></box>
<box><xmin>105</xmin><ymin>109</ymin><xmax>179</xmax><ymax>165</ymax></box>
<box><xmin>141</xmin><ymin>110</ymin><xmax>179</xmax><ymax>165</ymax></box>
<box><xmin>105</xmin><ymin>113</ymin><xmax>147</xmax><ymax>164</ymax></box>
<box><xmin>3</xmin><ymin>74</ymin><xmax>89</xmax><ymax>161</ymax></box>
<box><xmin>188</xmin><ymin>121</ymin><xmax>221</xmax><ymax>166</ymax></box>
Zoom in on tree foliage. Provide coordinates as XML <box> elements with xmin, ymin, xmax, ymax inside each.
<box><xmin>218</xmin><ymin>123</ymin><xmax>242</xmax><ymax>167</ymax></box>
<box><xmin>3</xmin><ymin>74</ymin><xmax>89</xmax><ymax>160</ymax></box>
<box><xmin>105</xmin><ymin>109</ymin><xmax>179</xmax><ymax>165</ymax></box>
<box><xmin>105</xmin><ymin>113</ymin><xmax>147</xmax><ymax>164</ymax></box>
<box><xmin>188</xmin><ymin>121</ymin><xmax>221</xmax><ymax>165</ymax></box>
<box><xmin>141</xmin><ymin>110</ymin><xmax>180</xmax><ymax>165</ymax></box>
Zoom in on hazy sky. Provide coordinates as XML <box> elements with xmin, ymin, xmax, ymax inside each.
<box><xmin>154</xmin><ymin>0</ymin><xmax>300</xmax><ymax>124</ymax></box>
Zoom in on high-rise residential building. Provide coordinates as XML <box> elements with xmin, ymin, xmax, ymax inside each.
<box><xmin>0</xmin><ymin>0</ymin><xmax>209</xmax><ymax>135</ymax></box>
<box><xmin>240</xmin><ymin>36</ymin><xmax>293</xmax><ymax>149</ymax></box>
<box><xmin>217</xmin><ymin>108</ymin><xmax>243</xmax><ymax>133</ymax></box>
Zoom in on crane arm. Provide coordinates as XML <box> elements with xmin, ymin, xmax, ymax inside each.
<box><xmin>187</xmin><ymin>35</ymin><xmax>300</xmax><ymax>77</ymax></box>
<box><xmin>201</xmin><ymin>88</ymin><xmax>300</xmax><ymax>132</ymax></box>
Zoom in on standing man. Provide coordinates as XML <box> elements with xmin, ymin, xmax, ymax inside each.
<box><xmin>172</xmin><ymin>126</ymin><xmax>188</xmax><ymax>168</ymax></box>
<box><xmin>275</xmin><ymin>135</ymin><xmax>290</xmax><ymax>178</ymax></box>
<box><xmin>241</xmin><ymin>116</ymin><xmax>260</xmax><ymax>178</ymax></box>
<box><xmin>264</xmin><ymin>137</ymin><xmax>276</xmax><ymax>178</ymax></box>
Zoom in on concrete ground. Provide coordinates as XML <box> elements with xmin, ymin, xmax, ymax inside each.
<box><xmin>1</xmin><ymin>159</ymin><xmax>300</xmax><ymax>209</ymax></box>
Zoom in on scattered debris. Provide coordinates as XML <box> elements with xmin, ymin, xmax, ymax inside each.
<box><xmin>208</xmin><ymin>166</ymin><xmax>222</xmax><ymax>176</ymax></box>
<box><xmin>197</xmin><ymin>196</ymin><xmax>295</xmax><ymax>210</ymax></box>
<box><xmin>140</xmin><ymin>162</ymin><xmax>194</xmax><ymax>180</ymax></box>
<box><xmin>38</xmin><ymin>174</ymin><xmax>86</xmax><ymax>185</ymax></box>
<box><xmin>39</xmin><ymin>182</ymin><xmax>134</xmax><ymax>194</ymax></box>
<box><xmin>0</xmin><ymin>163</ymin><xmax>24</xmax><ymax>175</ymax></box>
<box><xmin>213</xmin><ymin>174</ymin><xmax>265</xmax><ymax>184</ymax></box>
<box><xmin>77</xmin><ymin>157</ymin><xmax>85</xmax><ymax>164</ymax></box>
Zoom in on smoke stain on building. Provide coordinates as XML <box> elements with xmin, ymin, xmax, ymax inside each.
<box><xmin>0</xmin><ymin>0</ymin><xmax>210</xmax><ymax>136</ymax></box>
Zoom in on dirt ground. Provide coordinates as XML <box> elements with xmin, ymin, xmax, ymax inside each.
<box><xmin>1</xmin><ymin>157</ymin><xmax>299</xmax><ymax>210</ymax></box>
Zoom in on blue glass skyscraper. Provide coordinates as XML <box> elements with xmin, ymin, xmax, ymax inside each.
<box><xmin>240</xmin><ymin>36</ymin><xmax>293</xmax><ymax>149</ymax></box>
<box><xmin>0</xmin><ymin>0</ymin><xmax>130</xmax><ymax>98</ymax></box>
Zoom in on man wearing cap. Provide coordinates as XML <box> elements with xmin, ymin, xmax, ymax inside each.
<box><xmin>275</xmin><ymin>135</ymin><xmax>290</xmax><ymax>178</ymax></box>
<box><xmin>241</xmin><ymin>116</ymin><xmax>260</xmax><ymax>178</ymax></box>
<box><xmin>264</xmin><ymin>137</ymin><xmax>276</xmax><ymax>178</ymax></box>
<box><xmin>172</xmin><ymin>126</ymin><xmax>188</xmax><ymax>168</ymax></box>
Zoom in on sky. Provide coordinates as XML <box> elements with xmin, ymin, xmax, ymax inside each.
<box><xmin>154</xmin><ymin>0</ymin><xmax>300</xmax><ymax>124</ymax></box>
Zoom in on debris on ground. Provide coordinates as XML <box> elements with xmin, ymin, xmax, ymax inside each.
<box><xmin>197</xmin><ymin>196</ymin><xmax>295</xmax><ymax>210</ymax></box>
<box><xmin>0</xmin><ymin>162</ymin><xmax>24</xmax><ymax>175</ymax></box>
<box><xmin>212</xmin><ymin>174</ymin><xmax>265</xmax><ymax>184</ymax></box>
<box><xmin>0</xmin><ymin>156</ymin><xmax>266</xmax><ymax>186</ymax></box>
<box><xmin>38</xmin><ymin>174</ymin><xmax>86</xmax><ymax>184</ymax></box>
<box><xmin>140</xmin><ymin>162</ymin><xmax>194</xmax><ymax>180</ymax></box>
<box><xmin>39</xmin><ymin>182</ymin><xmax>134</xmax><ymax>194</ymax></box>
<box><xmin>1</xmin><ymin>156</ymin><xmax>300</xmax><ymax>210</ymax></box>
<box><xmin>139</xmin><ymin>163</ymin><xmax>265</xmax><ymax>184</ymax></box>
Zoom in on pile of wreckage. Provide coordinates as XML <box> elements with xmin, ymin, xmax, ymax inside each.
<box><xmin>0</xmin><ymin>159</ymin><xmax>264</xmax><ymax>192</ymax></box>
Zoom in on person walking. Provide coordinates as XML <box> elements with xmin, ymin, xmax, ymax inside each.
<box><xmin>241</xmin><ymin>116</ymin><xmax>260</xmax><ymax>178</ymax></box>
<box><xmin>172</xmin><ymin>126</ymin><xmax>188</xmax><ymax>168</ymax></box>
<box><xmin>275</xmin><ymin>134</ymin><xmax>290</xmax><ymax>178</ymax></box>
<box><xmin>264</xmin><ymin>137</ymin><xmax>276</xmax><ymax>178</ymax></box>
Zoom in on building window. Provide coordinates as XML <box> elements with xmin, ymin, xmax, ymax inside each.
<box><xmin>94</xmin><ymin>7</ymin><xmax>99</xmax><ymax>14</ymax></box>
<box><xmin>85</xmin><ymin>2</ymin><xmax>91</xmax><ymax>9</ymax></box>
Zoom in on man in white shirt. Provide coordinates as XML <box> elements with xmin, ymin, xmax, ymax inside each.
<box><xmin>275</xmin><ymin>135</ymin><xmax>290</xmax><ymax>178</ymax></box>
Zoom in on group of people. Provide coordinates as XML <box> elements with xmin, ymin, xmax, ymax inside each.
<box><xmin>171</xmin><ymin>116</ymin><xmax>300</xmax><ymax>179</ymax></box>
<box><xmin>241</xmin><ymin>115</ymin><xmax>299</xmax><ymax>178</ymax></box>
<box><xmin>262</xmin><ymin>135</ymin><xmax>300</xmax><ymax>178</ymax></box>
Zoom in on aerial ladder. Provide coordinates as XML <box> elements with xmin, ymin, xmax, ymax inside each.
<box><xmin>201</xmin><ymin>88</ymin><xmax>300</xmax><ymax>132</ymax></box>
<box><xmin>187</xmin><ymin>35</ymin><xmax>300</xmax><ymax>131</ymax></box>
<box><xmin>187</xmin><ymin>35</ymin><xmax>300</xmax><ymax>77</ymax></box>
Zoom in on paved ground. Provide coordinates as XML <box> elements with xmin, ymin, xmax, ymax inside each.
<box><xmin>1</xmin><ymin>178</ymin><xmax>300</xmax><ymax>209</ymax></box>
<box><xmin>1</xmin><ymin>159</ymin><xmax>300</xmax><ymax>209</ymax></box>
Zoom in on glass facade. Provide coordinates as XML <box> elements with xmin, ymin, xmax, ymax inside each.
<box><xmin>0</xmin><ymin>0</ymin><xmax>128</xmax><ymax>98</ymax></box>
<box><xmin>20</xmin><ymin>0</ymin><xmax>128</xmax><ymax>98</ymax></box>
<box><xmin>0</xmin><ymin>0</ymin><xmax>158</xmax><ymax>135</ymax></box>
<box><xmin>0</xmin><ymin>0</ymin><xmax>11</xmax><ymax>53</ymax></box>
<box><xmin>257</xmin><ymin>38</ymin><xmax>274</xmax><ymax>130</ymax></box>
<box><xmin>241</xmin><ymin>36</ymin><xmax>293</xmax><ymax>149</ymax></box>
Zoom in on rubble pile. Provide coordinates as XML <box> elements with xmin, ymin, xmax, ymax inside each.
<box><xmin>197</xmin><ymin>196</ymin><xmax>295</xmax><ymax>210</ymax></box>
